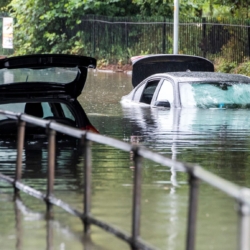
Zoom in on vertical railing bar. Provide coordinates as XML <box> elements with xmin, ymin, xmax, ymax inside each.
<box><xmin>46</xmin><ymin>127</ymin><xmax>56</xmax><ymax>213</ymax></box>
<box><xmin>186</xmin><ymin>173</ymin><xmax>200</xmax><ymax>250</ymax></box>
<box><xmin>131</xmin><ymin>146</ymin><xmax>143</xmax><ymax>250</ymax></box>
<box><xmin>15</xmin><ymin>119</ymin><xmax>26</xmax><ymax>194</ymax></box>
<box><xmin>82</xmin><ymin>134</ymin><xmax>92</xmax><ymax>233</ymax></box>
<box><xmin>238</xmin><ymin>202</ymin><xmax>250</xmax><ymax>250</ymax></box>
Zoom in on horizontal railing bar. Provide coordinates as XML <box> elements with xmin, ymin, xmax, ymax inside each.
<box><xmin>86</xmin><ymin>132</ymin><xmax>132</xmax><ymax>152</ymax></box>
<box><xmin>138</xmin><ymin>147</ymin><xmax>187</xmax><ymax>172</ymax></box>
<box><xmin>0</xmin><ymin>172</ymin><xmax>156</xmax><ymax>249</ymax></box>
<box><xmin>0</xmin><ymin>173</ymin><xmax>14</xmax><ymax>184</ymax></box>
<box><xmin>194</xmin><ymin>167</ymin><xmax>250</xmax><ymax>205</ymax></box>
<box><xmin>20</xmin><ymin>114</ymin><xmax>49</xmax><ymax>127</ymax></box>
<box><xmin>15</xmin><ymin>180</ymin><xmax>45</xmax><ymax>200</ymax></box>
<box><xmin>46</xmin><ymin>196</ymin><xmax>84</xmax><ymax>218</ymax></box>
<box><xmin>49</xmin><ymin>122</ymin><xmax>84</xmax><ymax>138</ymax></box>
<box><xmin>88</xmin><ymin>216</ymin><xmax>157</xmax><ymax>250</ymax></box>
<box><xmin>0</xmin><ymin>110</ymin><xmax>21</xmax><ymax>120</ymax></box>
<box><xmin>0</xmin><ymin>173</ymin><xmax>84</xmax><ymax>218</ymax></box>
<box><xmin>1</xmin><ymin>110</ymin><xmax>250</xmax><ymax>206</ymax></box>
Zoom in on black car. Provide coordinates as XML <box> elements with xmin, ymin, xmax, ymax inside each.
<box><xmin>0</xmin><ymin>54</ymin><xmax>99</xmax><ymax>135</ymax></box>
<box><xmin>122</xmin><ymin>54</ymin><xmax>250</xmax><ymax>109</ymax></box>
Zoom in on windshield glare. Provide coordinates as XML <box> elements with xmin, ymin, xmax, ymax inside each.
<box><xmin>0</xmin><ymin>67</ymin><xmax>79</xmax><ymax>84</ymax></box>
<box><xmin>180</xmin><ymin>82</ymin><xmax>250</xmax><ymax>108</ymax></box>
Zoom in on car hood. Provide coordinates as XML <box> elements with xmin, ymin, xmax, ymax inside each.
<box><xmin>0</xmin><ymin>54</ymin><xmax>96</xmax><ymax>98</ymax></box>
<box><xmin>131</xmin><ymin>54</ymin><xmax>214</xmax><ymax>87</ymax></box>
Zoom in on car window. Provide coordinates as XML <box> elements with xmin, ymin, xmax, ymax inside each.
<box><xmin>0</xmin><ymin>103</ymin><xmax>26</xmax><ymax>120</ymax></box>
<box><xmin>0</xmin><ymin>102</ymin><xmax>74</xmax><ymax>121</ymax></box>
<box><xmin>41</xmin><ymin>103</ymin><xmax>53</xmax><ymax>117</ymax></box>
<box><xmin>133</xmin><ymin>83</ymin><xmax>145</xmax><ymax>101</ymax></box>
<box><xmin>61</xmin><ymin>103</ymin><xmax>75</xmax><ymax>121</ymax></box>
<box><xmin>140</xmin><ymin>80</ymin><xmax>160</xmax><ymax>104</ymax></box>
<box><xmin>0</xmin><ymin>67</ymin><xmax>78</xmax><ymax>84</ymax></box>
<box><xmin>180</xmin><ymin>82</ymin><xmax>250</xmax><ymax>108</ymax></box>
<box><xmin>156</xmin><ymin>80</ymin><xmax>174</xmax><ymax>106</ymax></box>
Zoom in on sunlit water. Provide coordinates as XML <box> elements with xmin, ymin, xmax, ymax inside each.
<box><xmin>1</xmin><ymin>70</ymin><xmax>250</xmax><ymax>249</ymax></box>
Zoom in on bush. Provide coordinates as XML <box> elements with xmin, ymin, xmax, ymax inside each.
<box><xmin>232</xmin><ymin>61</ymin><xmax>250</xmax><ymax>76</ymax></box>
<box><xmin>214</xmin><ymin>57</ymin><xmax>237</xmax><ymax>73</ymax></box>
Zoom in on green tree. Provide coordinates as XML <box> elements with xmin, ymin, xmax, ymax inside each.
<box><xmin>9</xmin><ymin>0</ymin><xmax>141</xmax><ymax>55</ymax></box>
<box><xmin>82</xmin><ymin>0</ymin><xmax>140</xmax><ymax>16</ymax></box>
<box><xmin>0</xmin><ymin>0</ymin><xmax>10</xmax><ymax>9</ymax></box>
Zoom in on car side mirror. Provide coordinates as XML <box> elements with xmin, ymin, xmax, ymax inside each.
<box><xmin>155</xmin><ymin>100</ymin><xmax>170</xmax><ymax>107</ymax></box>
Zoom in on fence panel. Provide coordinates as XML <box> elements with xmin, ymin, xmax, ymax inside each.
<box><xmin>1</xmin><ymin>14</ymin><xmax>250</xmax><ymax>64</ymax></box>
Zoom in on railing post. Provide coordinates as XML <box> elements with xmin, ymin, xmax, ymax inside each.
<box><xmin>46</xmin><ymin>219</ymin><xmax>53</xmax><ymax>250</ymax></box>
<box><xmin>46</xmin><ymin>128</ymin><xmax>56</xmax><ymax>213</ymax></box>
<box><xmin>131</xmin><ymin>146</ymin><xmax>143</xmax><ymax>250</ymax></box>
<box><xmin>238</xmin><ymin>193</ymin><xmax>250</xmax><ymax>250</ymax></box>
<box><xmin>82</xmin><ymin>134</ymin><xmax>92</xmax><ymax>233</ymax></box>
<box><xmin>186</xmin><ymin>172</ymin><xmax>200</xmax><ymax>250</ymax></box>
<box><xmin>15</xmin><ymin>119</ymin><xmax>26</xmax><ymax>194</ymax></box>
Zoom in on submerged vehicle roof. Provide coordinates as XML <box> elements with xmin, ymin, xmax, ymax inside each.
<box><xmin>131</xmin><ymin>54</ymin><xmax>214</xmax><ymax>87</ymax></box>
<box><xmin>0</xmin><ymin>54</ymin><xmax>96</xmax><ymax>98</ymax></box>
<box><xmin>161</xmin><ymin>71</ymin><xmax>250</xmax><ymax>83</ymax></box>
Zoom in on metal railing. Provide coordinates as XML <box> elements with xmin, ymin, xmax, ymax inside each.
<box><xmin>0</xmin><ymin>109</ymin><xmax>250</xmax><ymax>250</ymax></box>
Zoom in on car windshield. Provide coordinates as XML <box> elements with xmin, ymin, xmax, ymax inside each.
<box><xmin>180</xmin><ymin>82</ymin><xmax>250</xmax><ymax>108</ymax></box>
<box><xmin>0</xmin><ymin>67</ymin><xmax>79</xmax><ymax>84</ymax></box>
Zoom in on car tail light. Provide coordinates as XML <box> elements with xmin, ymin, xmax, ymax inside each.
<box><xmin>80</xmin><ymin>124</ymin><xmax>99</xmax><ymax>134</ymax></box>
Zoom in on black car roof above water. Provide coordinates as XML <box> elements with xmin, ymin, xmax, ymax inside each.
<box><xmin>131</xmin><ymin>54</ymin><xmax>214</xmax><ymax>87</ymax></box>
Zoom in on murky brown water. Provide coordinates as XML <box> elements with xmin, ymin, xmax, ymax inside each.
<box><xmin>1</xmin><ymin>70</ymin><xmax>250</xmax><ymax>249</ymax></box>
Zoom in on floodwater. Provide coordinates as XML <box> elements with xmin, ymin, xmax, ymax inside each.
<box><xmin>1</xmin><ymin>70</ymin><xmax>250</xmax><ymax>250</ymax></box>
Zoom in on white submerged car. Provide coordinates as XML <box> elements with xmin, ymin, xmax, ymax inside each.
<box><xmin>121</xmin><ymin>54</ymin><xmax>250</xmax><ymax>109</ymax></box>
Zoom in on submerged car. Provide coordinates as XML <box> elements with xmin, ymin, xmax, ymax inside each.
<box><xmin>0</xmin><ymin>54</ymin><xmax>99</xmax><ymax>136</ymax></box>
<box><xmin>121</xmin><ymin>54</ymin><xmax>250</xmax><ymax>109</ymax></box>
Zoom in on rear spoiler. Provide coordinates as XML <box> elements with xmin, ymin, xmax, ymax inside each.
<box><xmin>131</xmin><ymin>54</ymin><xmax>214</xmax><ymax>87</ymax></box>
<box><xmin>0</xmin><ymin>54</ymin><xmax>96</xmax><ymax>69</ymax></box>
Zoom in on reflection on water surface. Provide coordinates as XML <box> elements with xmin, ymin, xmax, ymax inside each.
<box><xmin>1</xmin><ymin>70</ymin><xmax>250</xmax><ymax>250</ymax></box>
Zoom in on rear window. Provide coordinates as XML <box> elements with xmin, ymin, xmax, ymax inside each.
<box><xmin>0</xmin><ymin>102</ymin><xmax>75</xmax><ymax>121</ymax></box>
<box><xmin>0</xmin><ymin>67</ymin><xmax>78</xmax><ymax>84</ymax></box>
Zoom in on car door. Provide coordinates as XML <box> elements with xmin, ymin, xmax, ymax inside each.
<box><xmin>152</xmin><ymin>79</ymin><xmax>175</xmax><ymax>108</ymax></box>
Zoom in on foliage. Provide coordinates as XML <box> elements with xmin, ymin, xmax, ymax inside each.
<box><xmin>8</xmin><ymin>0</ymin><xmax>141</xmax><ymax>55</ymax></box>
<box><xmin>214</xmin><ymin>57</ymin><xmax>237</xmax><ymax>73</ymax></box>
<box><xmin>213</xmin><ymin>0</ymin><xmax>250</xmax><ymax>18</ymax></box>
<box><xmin>233</xmin><ymin>61</ymin><xmax>250</xmax><ymax>76</ymax></box>
<box><xmin>132</xmin><ymin>0</ymin><xmax>173</xmax><ymax>17</ymax></box>
<box><xmin>82</xmin><ymin>0</ymin><xmax>140</xmax><ymax>16</ymax></box>
<box><xmin>7</xmin><ymin>0</ymin><xmax>250</xmax><ymax>68</ymax></box>
<box><xmin>0</xmin><ymin>0</ymin><xmax>10</xmax><ymax>9</ymax></box>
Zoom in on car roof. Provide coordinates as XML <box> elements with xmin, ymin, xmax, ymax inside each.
<box><xmin>131</xmin><ymin>54</ymin><xmax>214</xmax><ymax>87</ymax></box>
<box><xmin>0</xmin><ymin>54</ymin><xmax>96</xmax><ymax>98</ymax></box>
<box><xmin>160</xmin><ymin>71</ymin><xmax>250</xmax><ymax>83</ymax></box>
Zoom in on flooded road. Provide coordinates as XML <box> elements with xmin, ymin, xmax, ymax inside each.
<box><xmin>1</xmin><ymin>70</ymin><xmax>250</xmax><ymax>249</ymax></box>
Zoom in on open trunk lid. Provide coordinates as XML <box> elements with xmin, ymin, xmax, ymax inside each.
<box><xmin>0</xmin><ymin>54</ymin><xmax>96</xmax><ymax>98</ymax></box>
<box><xmin>131</xmin><ymin>54</ymin><xmax>214</xmax><ymax>87</ymax></box>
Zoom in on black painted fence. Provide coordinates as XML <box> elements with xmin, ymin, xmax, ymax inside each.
<box><xmin>1</xmin><ymin>14</ymin><xmax>250</xmax><ymax>64</ymax></box>
<box><xmin>67</xmin><ymin>16</ymin><xmax>250</xmax><ymax>64</ymax></box>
